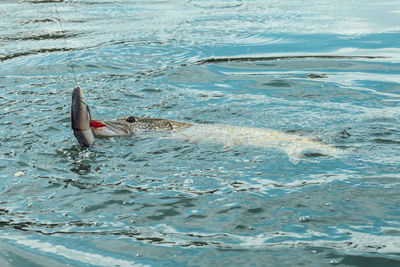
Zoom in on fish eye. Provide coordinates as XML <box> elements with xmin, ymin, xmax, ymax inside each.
<box><xmin>125</xmin><ymin>116</ymin><xmax>136</xmax><ymax>123</ymax></box>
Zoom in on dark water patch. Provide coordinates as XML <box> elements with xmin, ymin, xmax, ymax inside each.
<box><xmin>24</xmin><ymin>0</ymin><xmax>65</xmax><ymax>3</ymax></box>
<box><xmin>191</xmin><ymin>2</ymin><xmax>243</xmax><ymax>9</ymax></box>
<box><xmin>136</xmin><ymin>66</ymin><xmax>174</xmax><ymax>78</ymax></box>
<box><xmin>181</xmin><ymin>214</ymin><xmax>208</xmax><ymax>223</ymax></box>
<box><xmin>262</xmin><ymin>79</ymin><xmax>293</xmax><ymax>88</ymax></box>
<box><xmin>146</xmin><ymin>208</ymin><xmax>181</xmax><ymax>221</ymax></box>
<box><xmin>141</xmin><ymin>88</ymin><xmax>162</xmax><ymax>93</ymax></box>
<box><xmin>0</xmin><ymin>47</ymin><xmax>73</xmax><ymax>62</ymax></box>
<box><xmin>83</xmin><ymin>200</ymin><xmax>127</xmax><ymax>213</ymax></box>
<box><xmin>340</xmin><ymin>130</ymin><xmax>352</xmax><ymax>138</ymax></box>
<box><xmin>366</xmin><ymin>117</ymin><xmax>398</xmax><ymax>123</ymax></box>
<box><xmin>25</xmin><ymin>0</ymin><xmax>117</xmax><ymax>4</ymax></box>
<box><xmin>303</xmin><ymin>152</ymin><xmax>328</xmax><ymax>158</ymax></box>
<box><xmin>246</xmin><ymin>207</ymin><xmax>264</xmax><ymax>214</ymax></box>
<box><xmin>112</xmin><ymin>189</ymin><xmax>132</xmax><ymax>195</ymax></box>
<box><xmin>194</xmin><ymin>55</ymin><xmax>386</xmax><ymax>65</ymax></box>
<box><xmin>100</xmin><ymin>73</ymin><xmax>136</xmax><ymax>81</ymax></box>
<box><xmin>371</xmin><ymin>129</ymin><xmax>399</xmax><ymax>137</ymax></box>
<box><xmin>61</xmin><ymin>178</ymin><xmax>103</xmax><ymax>190</ymax></box>
<box><xmin>330</xmin><ymin>252</ymin><xmax>400</xmax><ymax>267</ymax></box>
<box><xmin>2</xmin><ymin>31</ymin><xmax>79</xmax><ymax>41</ymax></box>
<box><xmin>373</xmin><ymin>138</ymin><xmax>400</xmax><ymax>145</ymax></box>
<box><xmin>21</xmin><ymin>18</ymin><xmax>56</xmax><ymax>25</ymax></box>
<box><xmin>307</xmin><ymin>73</ymin><xmax>328</xmax><ymax>79</ymax></box>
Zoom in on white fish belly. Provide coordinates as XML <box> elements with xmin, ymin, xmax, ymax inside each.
<box><xmin>172</xmin><ymin>124</ymin><xmax>339</xmax><ymax>159</ymax></box>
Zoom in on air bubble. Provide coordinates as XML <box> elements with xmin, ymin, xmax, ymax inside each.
<box><xmin>183</xmin><ymin>179</ymin><xmax>193</xmax><ymax>185</ymax></box>
<box><xmin>13</xmin><ymin>171</ymin><xmax>24</xmax><ymax>177</ymax></box>
<box><xmin>299</xmin><ymin>216</ymin><xmax>309</xmax><ymax>222</ymax></box>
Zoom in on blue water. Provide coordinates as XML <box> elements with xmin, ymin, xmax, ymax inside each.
<box><xmin>1</xmin><ymin>0</ymin><xmax>400</xmax><ymax>266</ymax></box>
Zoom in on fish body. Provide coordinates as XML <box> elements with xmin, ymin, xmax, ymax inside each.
<box><xmin>172</xmin><ymin>124</ymin><xmax>339</xmax><ymax>159</ymax></box>
<box><xmin>71</xmin><ymin>86</ymin><xmax>95</xmax><ymax>147</ymax></box>
<box><xmin>90</xmin><ymin>116</ymin><xmax>338</xmax><ymax>158</ymax></box>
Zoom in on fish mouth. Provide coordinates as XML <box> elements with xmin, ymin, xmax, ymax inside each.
<box><xmin>90</xmin><ymin>120</ymin><xmax>131</xmax><ymax>137</ymax></box>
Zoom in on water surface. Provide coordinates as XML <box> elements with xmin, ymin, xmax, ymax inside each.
<box><xmin>1</xmin><ymin>0</ymin><xmax>400</xmax><ymax>266</ymax></box>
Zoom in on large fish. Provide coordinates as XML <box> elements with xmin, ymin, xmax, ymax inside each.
<box><xmin>71</xmin><ymin>87</ymin><xmax>339</xmax><ymax>158</ymax></box>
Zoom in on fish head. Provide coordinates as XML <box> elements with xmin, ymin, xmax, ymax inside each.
<box><xmin>90</xmin><ymin>119</ymin><xmax>132</xmax><ymax>137</ymax></box>
<box><xmin>90</xmin><ymin>116</ymin><xmax>185</xmax><ymax>137</ymax></box>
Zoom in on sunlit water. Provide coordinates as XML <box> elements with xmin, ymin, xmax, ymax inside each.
<box><xmin>1</xmin><ymin>0</ymin><xmax>400</xmax><ymax>266</ymax></box>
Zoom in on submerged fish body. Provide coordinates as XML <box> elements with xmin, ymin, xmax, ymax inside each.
<box><xmin>91</xmin><ymin>116</ymin><xmax>339</xmax><ymax>159</ymax></box>
<box><xmin>172</xmin><ymin>124</ymin><xmax>339</xmax><ymax>159</ymax></box>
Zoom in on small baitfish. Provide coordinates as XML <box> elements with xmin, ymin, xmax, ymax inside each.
<box><xmin>71</xmin><ymin>87</ymin><xmax>339</xmax><ymax>159</ymax></box>
<box><xmin>71</xmin><ymin>86</ymin><xmax>95</xmax><ymax>147</ymax></box>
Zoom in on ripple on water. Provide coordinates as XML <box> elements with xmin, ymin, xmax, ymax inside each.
<box><xmin>1</xmin><ymin>0</ymin><xmax>400</xmax><ymax>266</ymax></box>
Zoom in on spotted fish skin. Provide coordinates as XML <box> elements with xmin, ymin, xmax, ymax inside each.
<box><xmin>115</xmin><ymin>116</ymin><xmax>192</xmax><ymax>132</ymax></box>
<box><xmin>91</xmin><ymin>116</ymin><xmax>192</xmax><ymax>137</ymax></box>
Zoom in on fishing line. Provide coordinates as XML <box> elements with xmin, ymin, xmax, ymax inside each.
<box><xmin>54</xmin><ymin>3</ymin><xmax>92</xmax><ymax>122</ymax></box>
<box><xmin>53</xmin><ymin>3</ymin><xmax>78</xmax><ymax>87</ymax></box>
